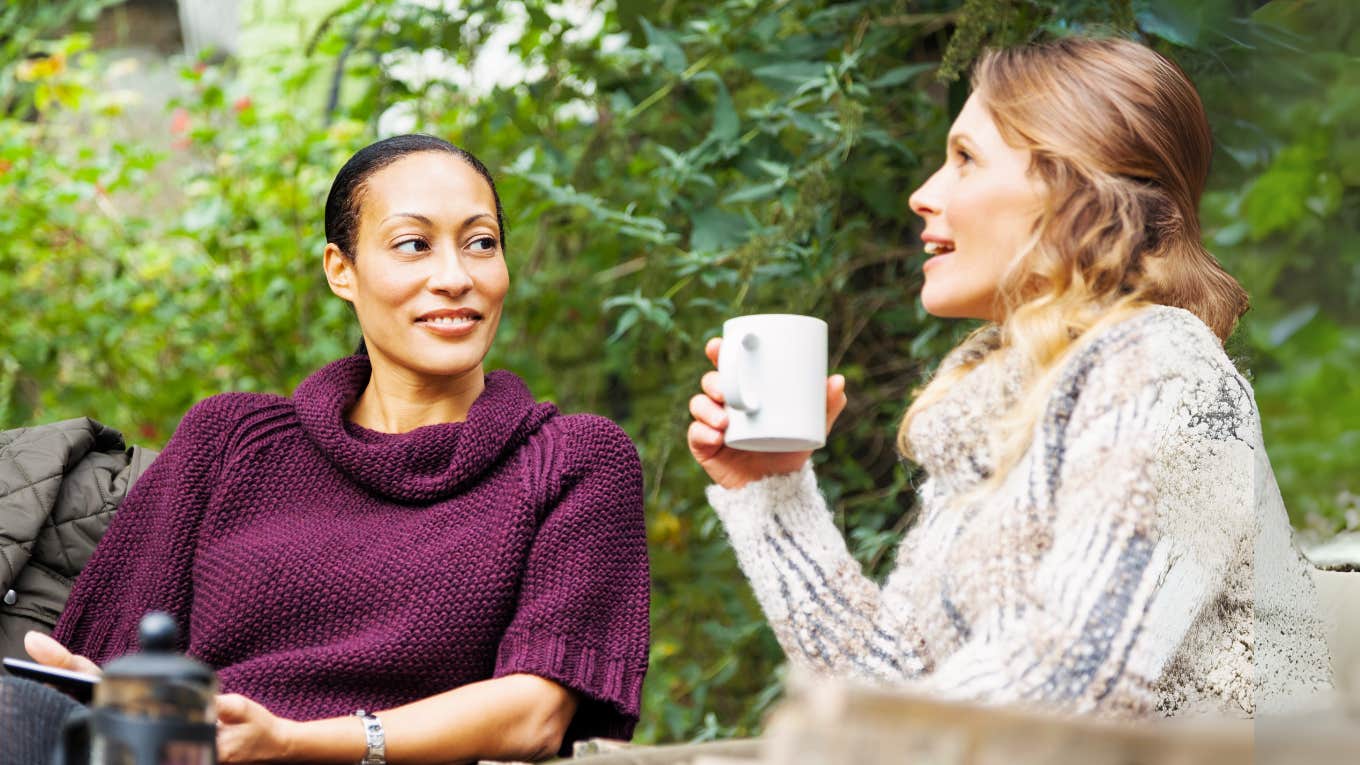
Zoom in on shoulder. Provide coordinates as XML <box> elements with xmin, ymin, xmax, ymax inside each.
<box><xmin>530</xmin><ymin>414</ymin><xmax>644</xmax><ymax>514</ymax></box>
<box><xmin>548</xmin><ymin>413</ymin><xmax>642</xmax><ymax>473</ymax></box>
<box><xmin>1078</xmin><ymin>304</ymin><xmax>1230</xmax><ymax>371</ymax></box>
<box><xmin>514</xmin><ymin>413</ymin><xmax>642</xmax><ymax>519</ymax></box>
<box><xmin>1062</xmin><ymin>306</ymin><xmax>1245</xmax><ymax>402</ymax></box>
<box><xmin>173</xmin><ymin>392</ymin><xmax>291</xmax><ymax>448</ymax></box>
<box><xmin>181</xmin><ymin>391</ymin><xmax>289</xmax><ymax>427</ymax></box>
<box><xmin>1052</xmin><ymin>305</ymin><xmax>1258</xmax><ymax>445</ymax></box>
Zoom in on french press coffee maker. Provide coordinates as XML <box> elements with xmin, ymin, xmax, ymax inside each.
<box><xmin>61</xmin><ymin>612</ymin><xmax>218</xmax><ymax>765</ymax></box>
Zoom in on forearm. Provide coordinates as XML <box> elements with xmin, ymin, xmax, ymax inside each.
<box><xmin>282</xmin><ymin>674</ymin><xmax>577</xmax><ymax>764</ymax></box>
<box><xmin>708</xmin><ymin>465</ymin><xmax>851</xmax><ymax>607</ymax></box>
<box><xmin>707</xmin><ymin>465</ymin><xmax>923</xmax><ymax>680</ymax></box>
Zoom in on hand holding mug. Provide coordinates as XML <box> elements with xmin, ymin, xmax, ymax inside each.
<box><xmin>688</xmin><ymin>335</ymin><xmax>847</xmax><ymax>490</ymax></box>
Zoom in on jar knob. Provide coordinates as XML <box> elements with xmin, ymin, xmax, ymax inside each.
<box><xmin>137</xmin><ymin>612</ymin><xmax>178</xmax><ymax>653</ymax></box>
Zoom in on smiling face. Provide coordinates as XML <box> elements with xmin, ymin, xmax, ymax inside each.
<box><xmin>908</xmin><ymin>93</ymin><xmax>1047</xmax><ymax>321</ymax></box>
<box><xmin>323</xmin><ymin>151</ymin><xmax>508</xmax><ymax>384</ymax></box>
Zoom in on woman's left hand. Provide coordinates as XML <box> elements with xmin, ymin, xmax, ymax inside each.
<box><xmin>216</xmin><ymin>693</ymin><xmax>295</xmax><ymax>763</ymax></box>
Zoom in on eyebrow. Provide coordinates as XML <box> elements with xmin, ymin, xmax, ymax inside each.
<box><xmin>382</xmin><ymin>212</ymin><xmax>433</xmax><ymax>226</ymax></box>
<box><xmin>380</xmin><ymin>212</ymin><xmax>496</xmax><ymax>228</ymax></box>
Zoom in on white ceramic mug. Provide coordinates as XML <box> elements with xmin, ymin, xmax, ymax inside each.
<box><xmin>718</xmin><ymin>314</ymin><xmax>828</xmax><ymax>452</ymax></box>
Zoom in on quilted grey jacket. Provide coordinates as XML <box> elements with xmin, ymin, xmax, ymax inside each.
<box><xmin>0</xmin><ymin>418</ymin><xmax>156</xmax><ymax>661</ymax></box>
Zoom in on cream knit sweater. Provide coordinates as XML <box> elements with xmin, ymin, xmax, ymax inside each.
<box><xmin>708</xmin><ymin>306</ymin><xmax>1331</xmax><ymax>718</ymax></box>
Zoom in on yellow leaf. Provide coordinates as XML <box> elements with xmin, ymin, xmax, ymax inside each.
<box><xmin>651</xmin><ymin>509</ymin><xmax>683</xmax><ymax>547</ymax></box>
<box><xmin>131</xmin><ymin>293</ymin><xmax>158</xmax><ymax>314</ymax></box>
<box><xmin>19</xmin><ymin>265</ymin><xmax>46</xmax><ymax>289</ymax></box>
<box><xmin>16</xmin><ymin>53</ymin><xmax>66</xmax><ymax>82</ymax></box>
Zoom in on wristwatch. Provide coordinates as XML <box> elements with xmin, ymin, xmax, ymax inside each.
<box><xmin>353</xmin><ymin>710</ymin><xmax>386</xmax><ymax>765</ymax></box>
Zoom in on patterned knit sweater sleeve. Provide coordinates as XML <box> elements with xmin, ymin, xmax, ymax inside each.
<box><xmin>493</xmin><ymin>414</ymin><xmax>649</xmax><ymax>742</ymax></box>
<box><xmin>54</xmin><ymin>394</ymin><xmax>253</xmax><ymax>661</ymax></box>
<box><xmin>707</xmin><ymin>466</ymin><xmax>932</xmax><ymax>680</ymax></box>
<box><xmin>707</xmin><ymin>310</ymin><xmax>1264</xmax><ymax>714</ymax></box>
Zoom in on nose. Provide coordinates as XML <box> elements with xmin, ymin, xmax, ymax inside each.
<box><xmin>909</xmin><ymin>167</ymin><xmax>946</xmax><ymax>220</ymax></box>
<box><xmin>428</xmin><ymin>246</ymin><xmax>474</xmax><ymax>296</ymax></box>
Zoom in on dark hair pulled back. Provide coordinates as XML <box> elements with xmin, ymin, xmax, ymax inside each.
<box><xmin>323</xmin><ymin>133</ymin><xmax>507</xmax><ymax>260</ymax></box>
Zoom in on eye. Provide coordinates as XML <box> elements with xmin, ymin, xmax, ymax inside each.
<box><xmin>395</xmin><ymin>238</ymin><xmax>430</xmax><ymax>254</ymax></box>
<box><xmin>467</xmin><ymin>236</ymin><xmax>498</xmax><ymax>254</ymax></box>
<box><xmin>954</xmin><ymin>147</ymin><xmax>974</xmax><ymax>165</ymax></box>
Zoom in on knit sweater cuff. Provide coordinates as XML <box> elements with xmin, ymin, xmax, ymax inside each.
<box><xmin>706</xmin><ymin>463</ymin><xmax>839</xmax><ymax>553</ymax></box>
<box><xmin>494</xmin><ymin>630</ymin><xmax>644</xmax><ymax>743</ymax></box>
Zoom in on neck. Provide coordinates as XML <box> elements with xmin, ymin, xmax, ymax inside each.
<box><xmin>347</xmin><ymin>352</ymin><xmax>487</xmax><ymax>433</ymax></box>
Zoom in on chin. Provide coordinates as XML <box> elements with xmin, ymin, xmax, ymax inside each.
<box><xmin>375</xmin><ymin>345</ymin><xmax>488</xmax><ymax>381</ymax></box>
<box><xmin>415</xmin><ymin>355</ymin><xmax>487</xmax><ymax>379</ymax></box>
<box><xmin>920</xmin><ymin>288</ymin><xmax>964</xmax><ymax>319</ymax></box>
<box><xmin>920</xmin><ymin>286</ymin><xmax>992</xmax><ymax>321</ymax></box>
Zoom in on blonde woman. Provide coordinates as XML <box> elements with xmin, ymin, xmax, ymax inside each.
<box><xmin>686</xmin><ymin>37</ymin><xmax>1330</xmax><ymax>719</ymax></box>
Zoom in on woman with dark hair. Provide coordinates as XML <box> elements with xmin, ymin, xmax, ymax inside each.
<box><xmin>20</xmin><ymin>134</ymin><xmax>650</xmax><ymax>762</ymax></box>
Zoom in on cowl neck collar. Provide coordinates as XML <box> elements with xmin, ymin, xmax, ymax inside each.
<box><xmin>293</xmin><ymin>355</ymin><xmax>557</xmax><ymax>503</ymax></box>
<box><xmin>907</xmin><ymin>327</ymin><xmax>1020</xmax><ymax>491</ymax></box>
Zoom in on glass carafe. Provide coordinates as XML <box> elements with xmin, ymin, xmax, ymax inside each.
<box><xmin>72</xmin><ymin>612</ymin><xmax>217</xmax><ymax>765</ymax></box>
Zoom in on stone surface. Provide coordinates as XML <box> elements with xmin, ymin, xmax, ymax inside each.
<box><xmin>1305</xmin><ymin>531</ymin><xmax>1360</xmax><ymax>571</ymax></box>
<box><xmin>567</xmin><ymin>675</ymin><xmax>1360</xmax><ymax>764</ymax></box>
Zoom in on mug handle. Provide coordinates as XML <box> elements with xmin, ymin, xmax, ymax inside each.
<box><xmin>718</xmin><ymin>332</ymin><xmax>760</xmax><ymax>413</ymax></box>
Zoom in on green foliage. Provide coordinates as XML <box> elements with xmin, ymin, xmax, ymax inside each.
<box><xmin>0</xmin><ymin>1</ymin><xmax>118</xmax><ymax>67</ymax></box>
<box><xmin>1186</xmin><ymin>0</ymin><xmax>1360</xmax><ymax>528</ymax></box>
<box><xmin>1</xmin><ymin>0</ymin><xmax>1354</xmax><ymax>744</ymax></box>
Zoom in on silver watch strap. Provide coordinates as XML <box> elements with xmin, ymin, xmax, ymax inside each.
<box><xmin>353</xmin><ymin>709</ymin><xmax>386</xmax><ymax>765</ymax></box>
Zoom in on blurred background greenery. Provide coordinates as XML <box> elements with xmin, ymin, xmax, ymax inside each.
<box><xmin>2</xmin><ymin>0</ymin><xmax>1355</xmax><ymax>744</ymax></box>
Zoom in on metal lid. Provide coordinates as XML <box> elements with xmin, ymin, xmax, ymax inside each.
<box><xmin>100</xmin><ymin>612</ymin><xmax>216</xmax><ymax>688</ymax></box>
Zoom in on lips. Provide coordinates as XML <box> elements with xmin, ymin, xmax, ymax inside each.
<box><xmin>414</xmin><ymin>308</ymin><xmax>484</xmax><ymax>337</ymax></box>
<box><xmin>415</xmin><ymin>308</ymin><xmax>483</xmax><ymax>324</ymax></box>
<box><xmin>921</xmin><ymin>235</ymin><xmax>955</xmax><ymax>274</ymax></box>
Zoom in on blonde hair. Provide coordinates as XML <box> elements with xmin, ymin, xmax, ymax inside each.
<box><xmin>897</xmin><ymin>37</ymin><xmax>1249</xmax><ymax>480</ymax></box>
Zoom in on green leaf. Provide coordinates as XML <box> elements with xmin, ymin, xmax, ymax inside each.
<box><xmin>1135</xmin><ymin>0</ymin><xmax>1235</xmax><ymax>48</ymax></box>
<box><xmin>1136</xmin><ymin>6</ymin><xmax>1200</xmax><ymax>47</ymax></box>
<box><xmin>639</xmin><ymin>18</ymin><xmax>687</xmax><ymax>74</ymax></box>
<box><xmin>753</xmin><ymin>159</ymin><xmax>788</xmax><ymax>179</ymax></box>
<box><xmin>689</xmin><ymin>207</ymin><xmax>749</xmax><ymax>252</ymax></box>
<box><xmin>710</xmin><ymin>77</ymin><xmax>738</xmax><ymax>143</ymax></box>
<box><xmin>868</xmin><ymin>63</ymin><xmax>934</xmax><ymax>89</ymax></box>
<box><xmin>752</xmin><ymin>61</ymin><xmax>827</xmax><ymax>90</ymax></box>
<box><xmin>786</xmin><ymin>109</ymin><xmax>837</xmax><ymax>141</ymax></box>
<box><xmin>722</xmin><ymin>180</ymin><xmax>782</xmax><ymax>204</ymax></box>
<box><xmin>1241</xmin><ymin>142</ymin><xmax>1323</xmax><ymax>239</ymax></box>
<box><xmin>607</xmin><ymin>306</ymin><xmax>640</xmax><ymax>343</ymax></box>
<box><xmin>1268</xmin><ymin>304</ymin><xmax>1319</xmax><ymax>348</ymax></box>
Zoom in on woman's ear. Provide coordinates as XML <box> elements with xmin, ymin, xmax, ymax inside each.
<box><xmin>323</xmin><ymin>243</ymin><xmax>356</xmax><ymax>302</ymax></box>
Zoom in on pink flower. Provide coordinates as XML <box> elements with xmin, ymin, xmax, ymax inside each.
<box><xmin>170</xmin><ymin>107</ymin><xmax>190</xmax><ymax>135</ymax></box>
<box><xmin>170</xmin><ymin>107</ymin><xmax>191</xmax><ymax>149</ymax></box>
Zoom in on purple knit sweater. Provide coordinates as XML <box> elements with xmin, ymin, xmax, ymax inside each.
<box><xmin>54</xmin><ymin>355</ymin><xmax>649</xmax><ymax>743</ymax></box>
